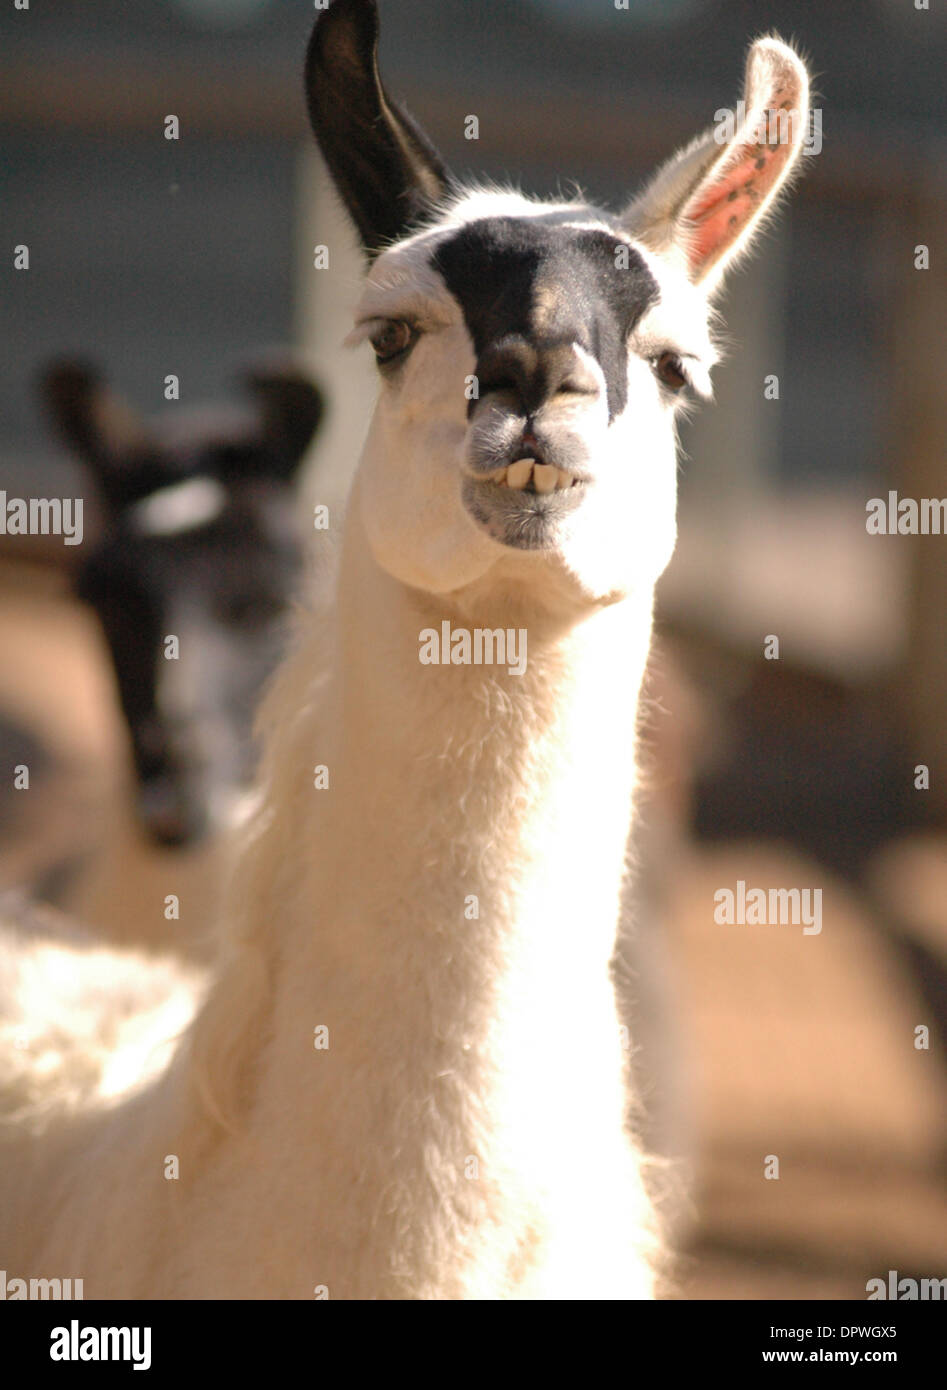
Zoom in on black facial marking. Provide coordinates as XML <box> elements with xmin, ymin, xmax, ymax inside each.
<box><xmin>431</xmin><ymin>217</ymin><xmax>659</xmax><ymax>422</ymax></box>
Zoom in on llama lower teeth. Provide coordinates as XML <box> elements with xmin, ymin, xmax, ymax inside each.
<box><xmin>533</xmin><ymin>464</ymin><xmax>558</xmax><ymax>494</ymax></box>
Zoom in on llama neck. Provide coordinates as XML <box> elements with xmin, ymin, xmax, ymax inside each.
<box><xmin>307</xmin><ymin>487</ymin><xmax>654</xmax><ymax>974</ymax></box>
<box><xmin>234</xmin><ymin>487</ymin><xmax>657</xmax><ymax>1295</ymax></box>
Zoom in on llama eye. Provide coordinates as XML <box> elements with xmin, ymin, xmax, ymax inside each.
<box><xmin>370</xmin><ymin>321</ymin><xmax>416</xmax><ymax>365</ymax></box>
<box><xmin>653</xmin><ymin>352</ymin><xmax>688</xmax><ymax>393</ymax></box>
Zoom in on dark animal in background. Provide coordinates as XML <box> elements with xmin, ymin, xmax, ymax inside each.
<box><xmin>39</xmin><ymin>358</ymin><xmax>324</xmax><ymax>848</ymax></box>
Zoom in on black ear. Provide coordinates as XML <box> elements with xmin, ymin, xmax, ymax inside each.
<box><xmin>37</xmin><ymin>358</ymin><xmax>169</xmax><ymax>509</ymax></box>
<box><xmin>305</xmin><ymin>0</ymin><xmax>452</xmax><ymax>258</ymax></box>
<box><xmin>39</xmin><ymin>359</ymin><xmax>146</xmax><ymax>470</ymax></box>
<box><xmin>241</xmin><ymin>360</ymin><xmax>325</xmax><ymax>482</ymax></box>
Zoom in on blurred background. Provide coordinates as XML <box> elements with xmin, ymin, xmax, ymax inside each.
<box><xmin>2</xmin><ymin>0</ymin><xmax>945</xmax><ymax>1298</ymax></box>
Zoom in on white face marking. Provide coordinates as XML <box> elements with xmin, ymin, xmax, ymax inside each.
<box><xmin>631</xmin><ymin>244</ymin><xmax>718</xmax><ymax>399</ymax></box>
<box><xmin>128</xmin><ymin>477</ymin><xmax>228</xmax><ymax>538</ymax></box>
<box><xmin>347</xmin><ymin>260</ymin><xmax>461</xmax><ymax>344</ymax></box>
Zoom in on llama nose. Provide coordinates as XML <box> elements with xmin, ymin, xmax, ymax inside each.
<box><xmin>472</xmin><ymin>339</ymin><xmax>596</xmax><ymax>419</ymax></box>
<box><xmin>138</xmin><ymin>773</ymin><xmax>208</xmax><ymax>847</ymax></box>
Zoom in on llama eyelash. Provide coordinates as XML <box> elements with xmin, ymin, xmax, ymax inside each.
<box><xmin>345</xmin><ymin>317</ymin><xmax>397</xmax><ymax>349</ymax></box>
<box><xmin>649</xmin><ymin>352</ymin><xmax>713</xmax><ymax>400</ymax></box>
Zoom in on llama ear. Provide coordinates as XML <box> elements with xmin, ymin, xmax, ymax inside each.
<box><xmin>304</xmin><ymin>0</ymin><xmax>451</xmax><ymax>258</ymax></box>
<box><xmin>622</xmin><ymin>37</ymin><xmax>810</xmax><ymax>294</ymax></box>
<box><xmin>240</xmin><ymin>360</ymin><xmax>325</xmax><ymax>483</ymax></box>
<box><xmin>38</xmin><ymin>359</ymin><xmax>165</xmax><ymax>506</ymax></box>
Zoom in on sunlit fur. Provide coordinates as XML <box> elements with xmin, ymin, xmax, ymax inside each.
<box><xmin>0</xmin><ymin>33</ymin><xmax>809</xmax><ymax>1299</ymax></box>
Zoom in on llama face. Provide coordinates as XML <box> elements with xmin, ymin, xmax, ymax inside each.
<box><xmin>307</xmin><ymin>0</ymin><xmax>809</xmax><ymax>609</ymax></box>
<box><xmin>40</xmin><ymin>359</ymin><xmax>322</xmax><ymax>846</ymax></box>
<box><xmin>76</xmin><ymin>481</ymin><xmax>301</xmax><ymax>846</ymax></box>
<box><xmin>349</xmin><ymin>192</ymin><xmax>716</xmax><ymax>604</ymax></box>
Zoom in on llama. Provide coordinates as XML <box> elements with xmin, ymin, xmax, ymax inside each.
<box><xmin>9</xmin><ymin>358</ymin><xmax>322</xmax><ymax>958</ymax></box>
<box><xmin>0</xmin><ymin>0</ymin><xmax>809</xmax><ymax>1299</ymax></box>
<box><xmin>39</xmin><ymin>356</ymin><xmax>323</xmax><ymax>847</ymax></box>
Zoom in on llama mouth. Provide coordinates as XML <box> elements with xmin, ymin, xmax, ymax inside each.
<box><xmin>483</xmin><ymin>457</ymin><xmax>582</xmax><ymax>494</ymax></box>
<box><xmin>461</xmin><ymin>470</ymin><xmax>588</xmax><ymax>550</ymax></box>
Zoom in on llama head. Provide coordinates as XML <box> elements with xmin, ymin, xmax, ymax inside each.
<box><xmin>40</xmin><ymin>357</ymin><xmax>323</xmax><ymax>846</ymax></box>
<box><xmin>307</xmin><ymin>0</ymin><xmax>809</xmax><ymax>616</ymax></box>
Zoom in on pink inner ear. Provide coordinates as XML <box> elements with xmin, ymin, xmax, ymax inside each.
<box><xmin>685</xmin><ymin>107</ymin><xmax>796</xmax><ymax>276</ymax></box>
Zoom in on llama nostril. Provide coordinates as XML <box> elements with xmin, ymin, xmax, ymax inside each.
<box><xmin>512</xmin><ymin>428</ymin><xmax>547</xmax><ymax>467</ymax></box>
<box><xmin>138</xmin><ymin>777</ymin><xmax>207</xmax><ymax>848</ymax></box>
<box><xmin>476</xmin><ymin>339</ymin><xmax>599</xmax><ymax>419</ymax></box>
<box><xmin>558</xmin><ymin>377</ymin><xmax>596</xmax><ymax>398</ymax></box>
